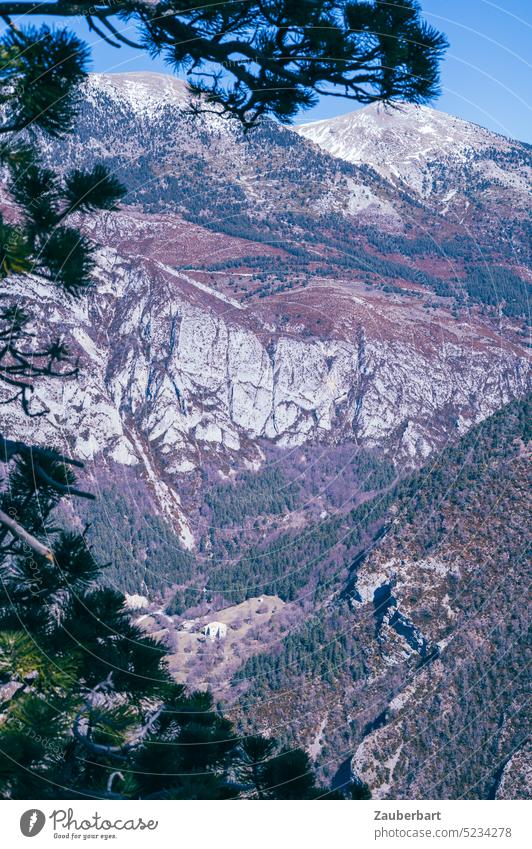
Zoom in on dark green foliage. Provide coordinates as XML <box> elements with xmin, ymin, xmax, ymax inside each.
<box><xmin>207</xmin><ymin>514</ymin><xmax>343</xmax><ymax>603</ymax></box>
<box><xmin>257</xmin><ymin>748</ymin><xmax>320</xmax><ymax>799</ymax></box>
<box><xmin>346</xmin><ymin>779</ymin><xmax>372</xmax><ymax>800</ymax></box>
<box><xmin>63</xmin><ymin>164</ymin><xmax>127</xmax><ymax>213</ymax></box>
<box><xmin>233</xmin><ymin>734</ymin><xmax>275</xmax><ymax>798</ymax></box>
<box><xmin>166</xmin><ymin>586</ymin><xmax>204</xmax><ymax>616</ymax></box>
<box><xmin>464</xmin><ymin>265</ymin><xmax>530</xmax><ymax>320</ymax></box>
<box><xmin>0</xmin><ymin>24</ymin><xmax>125</xmax><ymax>299</ymax></box>
<box><xmin>0</xmin><ymin>214</ymin><xmax>32</xmax><ymax>276</ymax></box>
<box><xmin>133</xmin><ymin>689</ymin><xmax>237</xmax><ymax>799</ymax></box>
<box><xmin>195</xmin><ymin>209</ymin><xmax>455</xmax><ymax>300</ymax></box>
<box><xmin>234</xmin><ymin>605</ymin><xmax>362</xmax><ymax>692</ymax></box>
<box><xmin>363</xmin><ymin>228</ymin><xmax>437</xmax><ymax>257</ymax></box>
<box><xmin>0</xmin><ymin>24</ymin><xmax>89</xmax><ymax>136</ymax></box>
<box><xmin>10</xmin><ymin>163</ymin><xmax>62</xmax><ymax>235</ymax></box>
<box><xmin>234</xmin><ymin>735</ymin><xmax>335</xmax><ymax>799</ymax></box>
<box><xmin>4</xmin><ymin>150</ymin><xmax>124</xmax><ymax>295</ymax></box>
<box><xmin>205</xmin><ymin>452</ymin><xmax>395</xmax><ymax>605</ymax></box>
<box><xmin>354</xmin><ymin>452</ymin><xmax>396</xmax><ymax>493</ymax></box>
<box><xmin>81</xmin><ymin>484</ymin><xmax>198</xmax><ymax>595</ymax></box>
<box><xmin>204</xmin><ymin>466</ymin><xmax>300</xmax><ymax>526</ymax></box>
<box><xmin>138</xmin><ymin>0</ymin><xmax>447</xmax><ymax>126</ymax></box>
<box><xmin>394</xmin><ymin>394</ymin><xmax>531</xmax><ymax>554</ymax></box>
<box><xmin>40</xmin><ymin>227</ymin><xmax>96</xmax><ymax>294</ymax></box>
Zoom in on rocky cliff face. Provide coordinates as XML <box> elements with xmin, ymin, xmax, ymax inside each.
<box><xmin>4</xmin><ymin>214</ymin><xmax>528</xmax><ymax>544</ymax></box>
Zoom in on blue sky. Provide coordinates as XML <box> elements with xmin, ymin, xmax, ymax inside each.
<box><xmin>12</xmin><ymin>1</ymin><xmax>532</xmax><ymax>141</ymax></box>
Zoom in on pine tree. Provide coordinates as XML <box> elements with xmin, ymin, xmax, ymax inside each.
<box><xmin>0</xmin><ymin>454</ymin><xmax>367</xmax><ymax>799</ymax></box>
<box><xmin>233</xmin><ymin>734</ymin><xmax>276</xmax><ymax>799</ymax></box>
<box><xmin>0</xmin><ymin>457</ymin><xmax>231</xmax><ymax>797</ymax></box>
<box><xmin>232</xmin><ymin>734</ymin><xmax>362</xmax><ymax>799</ymax></box>
<box><xmin>0</xmin><ymin>2</ymin><xmax>448</xmax><ymax>128</ymax></box>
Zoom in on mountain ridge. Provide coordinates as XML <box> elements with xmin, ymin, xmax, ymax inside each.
<box><xmin>296</xmin><ymin>99</ymin><xmax>532</xmax><ymax>217</ymax></box>
<box><xmin>1</xmin><ymin>72</ymin><xmax>529</xmax><ymax>797</ymax></box>
<box><xmin>1</xmin><ymin>73</ymin><xmax>530</xmax><ymax>549</ymax></box>
<box><xmin>88</xmin><ymin>72</ymin><xmax>527</xmax><ymax>145</ymax></box>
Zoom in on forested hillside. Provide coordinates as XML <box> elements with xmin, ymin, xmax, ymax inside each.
<box><xmin>230</xmin><ymin>397</ymin><xmax>530</xmax><ymax>798</ymax></box>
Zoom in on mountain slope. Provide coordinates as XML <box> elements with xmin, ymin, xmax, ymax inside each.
<box><xmin>2</xmin><ymin>73</ymin><xmax>529</xmax><ymax>548</ymax></box>
<box><xmin>233</xmin><ymin>397</ymin><xmax>531</xmax><ymax>799</ymax></box>
<box><xmin>1</xmin><ymin>73</ymin><xmax>529</xmax><ymax>798</ymax></box>
<box><xmin>296</xmin><ymin>102</ymin><xmax>532</xmax><ymax>240</ymax></box>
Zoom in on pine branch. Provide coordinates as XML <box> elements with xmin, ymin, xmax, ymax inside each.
<box><xmin>0</xmin><ymin>436</ymin><xmax>94</xmax><ymax>498</ymax></box>
<box><xmin>0</xmin><ymin>2</ymin><xmax>117</xmax><ymax>14</ymax></box>
<box><xmin>73</xmin><ymin>675</ymin><xmax>163</xmax><ymax>757</ymax></box>
<box><xmin>0</xmin><ymin>2</ymin><xmax>447</xmax><ymax>126</ymax></box>
<box><xmin>0</xmin><ymin>507</ymin><xmax>53</xmax><ymax>559</ymax></box>
<box><xmin>86</xmin><ymin>13</ymin><xmax>121</xmax><ymax>48</ymax></box>
<box><xmin>33</xmin><ymin>464</ymin><xmax>96</xmax><ymax>500</ymax></box>
<box><xmin>0</xmin><ymin>436</ymin><xmax>84</xmax><ymax>468</ymax></box>
<box><xmin>97</xmin><ymin>14</ymin><xmax>143</xmax><ymax>49</ymax></box>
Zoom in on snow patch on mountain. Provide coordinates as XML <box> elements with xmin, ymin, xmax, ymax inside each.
<box><xmin>86</xmin><ymin>71</ymin><xmax>192</xmax><ymax>115</ymax></box>
<box><xmin>296</xmin><ymin>101</ymin><xmax>531</xmax><ymax>202</ymax></box>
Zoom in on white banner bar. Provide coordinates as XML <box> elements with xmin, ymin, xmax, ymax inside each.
<box><xmin>1</xmin><ymin>799</ymin><xmax>530</xmax><ymax>848</ymax></box>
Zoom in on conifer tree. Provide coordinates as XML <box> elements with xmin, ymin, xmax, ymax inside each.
<box><xmin>0</xmin><ymin>453</ymin><xmax>361</xmax><ymax>799</ymax></box>
<box><xmin>0</xmin><ymin>2</ymin><xmax>448</xmax><ymax>127</ymax></box>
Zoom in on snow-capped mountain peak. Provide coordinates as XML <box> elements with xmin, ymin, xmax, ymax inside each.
<box><xmin>295</xmin><ymin>101</ymin><xmax>529</xmax><ymax>198</ymax></box>
<box><xmin>86</xmin><ymin>71</ymin><xmax>192</xmax><ymax>116</ymax></box>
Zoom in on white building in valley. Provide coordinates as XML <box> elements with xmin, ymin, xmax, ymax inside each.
<box><xmin>124</xmin><ymin>594</ymin><xmax>149</xmax><ymax>611</ymax></box>
<box><xmin>203</xmin><ymin>621</ymin><xmax>227</xmax><ymax>640</ymax></box>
